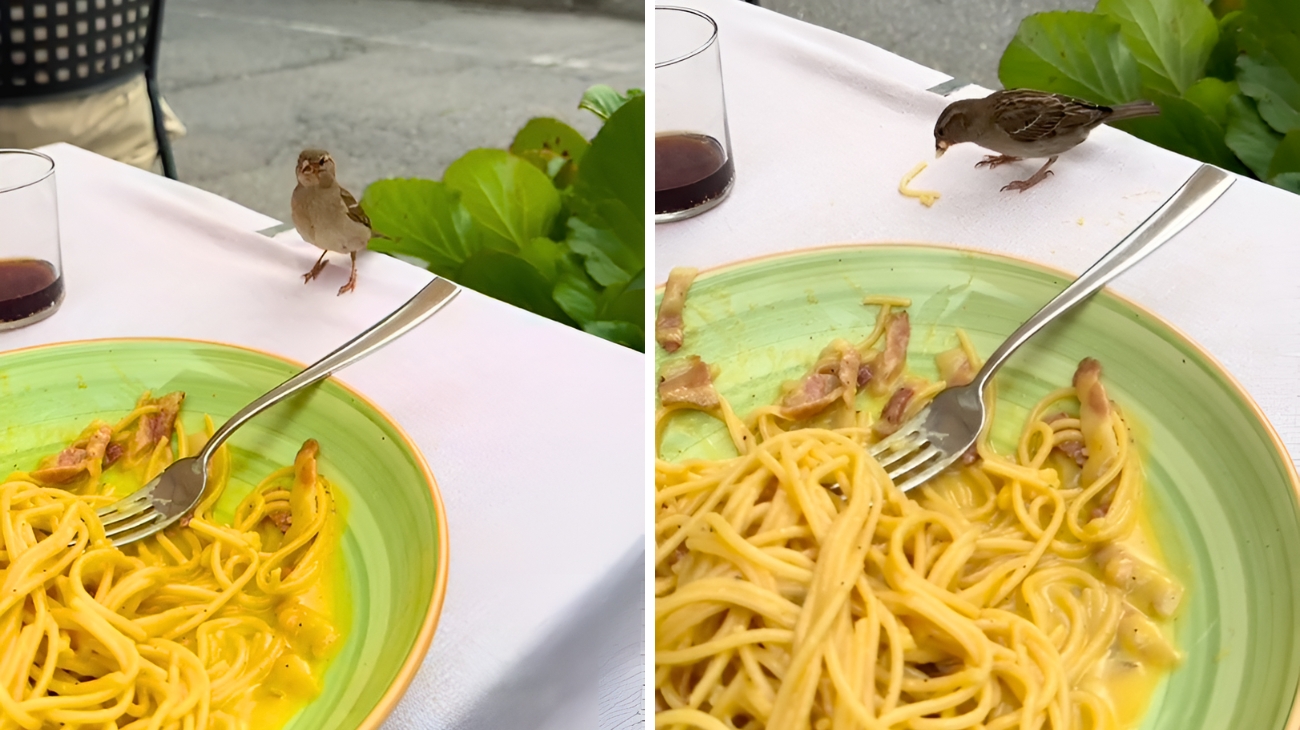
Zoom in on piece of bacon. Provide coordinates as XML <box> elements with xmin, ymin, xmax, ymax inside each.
<box><xmin>103</xmin><ymin>441</ymin><xmax>125</xmax><ymax>468</ymax></box>
<box><xmin>1057</xmin><ymin>440</ymin><xmax>1088</xmax><ymax>466</ymax></box>
<box><xmin>1073</xmin><ymin>358</ymin><xmax>1118</xmax><ymax>485</ymax></box>
<box><xmin>655</xmin><ymin>267</ymin><xmax>698</xmax><ymax>353</ymax></box>
<box><xmin>780</xmin><ymin>373</ymin><xmax>843</xmax><ymax>420</ymax></box>
<box><xmin>130</xmin><ymin>392</ymin><xmax>185</xmax><ymax>460</ymax></box>
<box><xmin>269</xmin><ymin>511</ymin><xmax>294</xmax><ymax>533</ymax></box>
<box><xmin>873</xmin><ymin>386</ymin><xmax>915</xmax><ymax>436</ymax></box>
<box><xmin>857</xmin><ymin>362</ymin><xmax>874</xmax><ymax>388</ymax></box>
<box><xmin>935</xmin><ymin>347</ymin><xmax>974</xmax><ymax>387</ymax></box>
<box><xmin>31</xmin><ymin>424</ymin><xmax>112</xmax><ymax>484</ymax></box>
<box><xmin>659</xmin><ymin>356</ymin><xmax>719</xmax><ymax>408</ymax></box>
<box><xmin>868</xmin><ymin>312</ymin><xmax>910</xmax><ymax>396</ymax></box>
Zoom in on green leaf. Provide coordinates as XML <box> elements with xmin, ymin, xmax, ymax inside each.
<box><xmin>457</xmin><ymin>249</ymin><xmax>574</xmax><ymax>325</ymax></box>
<box><xmin>566</xmin><ymin>218</ymin><xmax>640</xmax><ymax>287</ymax></box>
<box><xmin>1209</xmin><ymin>0</ymin><xmax>1245</xmax><ymax>18</ymax></box>
<box><xmin>510</xmin><ymin>117</ymin><xmax>589</xmax><ymax>189</ymax></box>
<box><xmin>598</xmin><ymin>268</ymin><xmax>644</xmax><ymax>326</ymax></box>
<box><xmin>1237</xmin><ymin>53</ymin><xmax>1300</xmax><ymax>133</ymax></box>
<box><xmin>1236</xmin><ymin>0</ymin><xmax>1300</xmax><ymax>133</ymax></box>
<box><xmin>1225</xmin><ymin>93</ymin><xmax>1281</xmax><ymax>178</ymax></box>
<box><xmin>444</xmin><ymin>149</ymin><xmax>562</xmax><ymax>248</ymax></box>
<box><xmin>1205</xmin><ymin>11</ymin><xmax>1243</xmax><ymax>80</ymax></box>
<box><xmin>1183</xmin><ymin>76</ymin><xmax>1237</xmax><ymax>125</ymax></box>
<box><xmin>568</xmin><ymin>94</ymin><xmax>646</xmax><ymax>287</ymax></box>
<box><xmin>999</xmin><ymin>12</ymin><xmax>1143</xmax><ymax>105</ymax></box>
<box><xmin>1096</xmin><ymin>0</ymin><xmax>1218</xmax><ymax>96</ymax></box>
<box><xmin>583</xmin><ymin>321</ymin><xmax>644</xmax><ymax>351</ymax></box>
<box><xmin>361</xmin><ymin>178</ymin><xmax>480</xmax><ymax>277</ymax></box>
<box><xmin>1270</xmin><ymin>171</ymin><xmax>1300</xmax><ymax>193</ymax></box>
<box><xmin>553</xmin><ymin>272</ymin><xmax>600</xmax><ymax>324</ymax></box>
<box><xmin>579</xmin><ymin>85</ymin><xmax>643</xmax><ymax>121</ymax></box>
<box><xmin>1267</xmin><ymin>129</ymin><xmax>1300</xmax><ymax>178</ymax></box>
<box><xmin>1111</xmin><ymin>92</ymin><xmax>1251</xmax><ymax>174</ymax></box>
<box><xmin>518</xmin><ymin>236</ymin><xmax>566</xmax><ymax>283</ymax></box>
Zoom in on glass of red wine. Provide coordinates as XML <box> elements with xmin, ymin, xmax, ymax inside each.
<box><xmin>655</xmin><ymin>6</ymin><xmax>735</xmax><ymax>223</ymax></box>
<box><xmin>0</xmin><ymin>149</ymin><xmax>64</xmax><ymax>331</ymax></box>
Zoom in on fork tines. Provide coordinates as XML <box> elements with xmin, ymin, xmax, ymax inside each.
<box><xmin>96</xmin><ymin>485</ymin><xmax>165</xmax><ymax>544</ymax></box>
<box><xmin>869</xmin><ymin>415</ymin><xmax>953</xmax><ymax>493</ymax></box>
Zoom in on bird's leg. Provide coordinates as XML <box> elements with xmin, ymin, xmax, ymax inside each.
<box><xmin>303</xmin><ymin>251</ymin><xmax>329</xmax><ymax>283</ymax></box>
<box><xmin>337</xmin><ymin>252</ymin><xmax>358</xmax><ymax>296</ymax></box>
<box><xmin>975</xmin><ymin>155</ymin><xmax>1020</xmax><ymax>169</ymax></box>
<box><xmin>1001</xmin><ymin>156</ymin><xmax>1059</xmax><ymax>193</ymax></box>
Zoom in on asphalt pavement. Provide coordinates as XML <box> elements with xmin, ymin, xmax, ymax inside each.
<box><xmin>158</xmin><ymin>0</ymin><xmax>644</xmax><ymax>223</ymax></box>
<box><xmin>759</xmin><ymin>0</ymin><xmax>1094</xmax><ymax>89</ymax></box>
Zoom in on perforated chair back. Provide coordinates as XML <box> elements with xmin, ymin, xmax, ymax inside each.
<box><xmin>0</xmin><ymin>0</ymin><xmax>158</xmax><ymax>100</ymax></box>
<box><xmin>0</xmin><ymin>0</ymin><xmax>175</xmax><ymax>178</ymax></box>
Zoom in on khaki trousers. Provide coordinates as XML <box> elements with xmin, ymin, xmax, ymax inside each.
<box><xmin>0</xmin><ymin>75</ymin><xmax>186</xmax><ymax>171</ymax></box>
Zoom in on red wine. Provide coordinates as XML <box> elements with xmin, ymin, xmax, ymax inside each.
<box><xmin>656</xmin><ymin>132</ymin><xmax>734</xmax><ymax>215</ymax></box>
<box><xmin>0</xmin><ymin>258</ymin><xmax>63</xmax><ymax>324</ymax></box>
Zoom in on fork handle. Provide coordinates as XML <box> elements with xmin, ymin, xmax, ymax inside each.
<box><xmin>972</xmin><ymin>164</ymin><xmax>1234</xmax><ymax>391</ymax></box>
<box><xmin>197</xmin><ymin>277</ymin><xmax>461</xmax><ymax>464</ymax></box>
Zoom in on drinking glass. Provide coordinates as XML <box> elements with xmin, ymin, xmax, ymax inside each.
<box><xmin>0</xmin><ymin>149</ymin><xmax>63</xmax><ymax>331</ymax></box>
<box><xmin>655</xmin><ymin>6</ymin><xmax>735</xmax><ymax>223</ymax></box>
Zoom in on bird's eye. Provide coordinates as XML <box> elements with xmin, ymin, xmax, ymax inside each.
<box><xmin>320</xmin><ymin>158</ymin><xmax>328</xmax><ymax>164</ymax></box>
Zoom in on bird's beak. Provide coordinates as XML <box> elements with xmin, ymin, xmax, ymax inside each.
<box><xmin>935</xmin><ymin>141</ymin><xmax>949</xmax><ymax>159</ymax></box>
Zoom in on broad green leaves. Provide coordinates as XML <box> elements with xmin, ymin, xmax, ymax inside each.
<box><xmin>1096</xmin><ymin>0</ymin><xmax>1218</xmax><ymax>95</ymax></box>
<box><xmin>1225</xmin><ymin>93</ymin><xmax>1282</xmax><ymax>177</ymax></box>
<box><xmin>999</xmin><ymin>0</ymin><xmax>1300</xmax><ymax>194</ymax></box>
<box><xmin>999</xmin><ymin>12</ymin><xmax>1141</xmax><ymax>105</ymax></box>
<box><xmin>444</xmin><ymin>150</ymin><xmax>561</xmax><ymax>247</ymax></box>
<box><xmin>360</xmin><ymin>85</ymin><xmax>645</xmax><ymax>350</ymax></box>
<box><xmin>578</xmin><ymin>85</ymin><xmax>644</xmax><ymax>121</ymax></box>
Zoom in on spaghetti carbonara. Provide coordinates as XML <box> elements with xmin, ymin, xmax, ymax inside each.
<box><xmin>0</xmin><ymin>391</ymin><xmax>344</xmax><ymax>729</ymax></box>
<box><xmin>655</xmin><ymin>298</ymin><xmax>1182</xmax><ymax>730</ymax></box>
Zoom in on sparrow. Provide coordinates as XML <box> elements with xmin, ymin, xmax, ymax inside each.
<box><xmin>933</xmin><ymin>89</ymin><xmax>1161</xmax><ymax>192</ymax></box>
<box><xmin>290</xmin><ymin>149</ymin><xmax>376</xmax><ymax>295</ymax></box>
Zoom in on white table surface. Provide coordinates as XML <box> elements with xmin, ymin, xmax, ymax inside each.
<box><xmin>2</xmin><ymin>143</ymin><xmax>645</xmax><ymax>730</ymax></box>
<box><xmin>657</xmin><ymin>0</ymin><xmax>1300</xmax><ymax>472</ymax></box>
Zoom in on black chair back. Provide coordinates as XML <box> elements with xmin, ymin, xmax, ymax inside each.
<box><xmin>0</xmin><ymin>0</ymin><xmax>159</xmax><ymax>101</ymax></box>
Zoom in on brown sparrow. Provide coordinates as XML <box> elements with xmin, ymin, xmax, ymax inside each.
<box><xmin>290</xmin><ymin>149</ymin><xmax>376</xmax><ymax>295</ymax></box>
<box><xmin>933</xmin><ymin>89</ymin><xmax>1160</xmax><ymax>192</ymax></box>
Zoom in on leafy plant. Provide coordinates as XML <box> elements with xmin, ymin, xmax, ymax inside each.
<box><xmin>998</xmin><ymin>0</ymin><xmax>1300</xmax><ymax>193</ymax></box>
<box><xmin>361</xmin><ymin>85</ymin><xmax>645</xmax><ymax>350</ymax></box>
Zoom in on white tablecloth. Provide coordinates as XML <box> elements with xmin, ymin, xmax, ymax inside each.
<box><xmin>2</xmin><ymin>143</ymin><xmax>645</xmax><ymax>730</ymax></box>
<box><xmin>657</xmin><ymin>0</ymin><xmax>1300</xmax><ymax>470</ymax></box>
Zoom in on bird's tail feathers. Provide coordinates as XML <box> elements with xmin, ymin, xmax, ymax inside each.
<box><xmin>1107</xmin><ymin>100</ymin><xmax>1161</xmax><ymax>122</ymax></box>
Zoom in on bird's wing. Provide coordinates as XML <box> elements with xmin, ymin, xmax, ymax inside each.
<box><xmin>339</xmin><ymin>186</ymin><xmax>373</xmax><ymax>229</ymax></box>
<box><xmin>992</xmin><ymin>90</ymin><xmax>1110</xmax><ymax>143</ymax></box>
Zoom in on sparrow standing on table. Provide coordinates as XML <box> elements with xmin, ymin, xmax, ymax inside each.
<box><xmin>291</xmin><ymin>149</ymin><xmax>376</xmax><ymax>295</ymax></box>
<box><xmin>933</xmin><ymin>89</ymin><xmax>1161</xmax><ymax>192</ymax></box>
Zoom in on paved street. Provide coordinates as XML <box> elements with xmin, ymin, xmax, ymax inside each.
<box><xmin>760</xmin><ymin>0</ymin><xmax>1093</xmax><ymax>89</ymax></box>
<box><xmin>158</xmin><ymin>0</ymin><xmax>644</xmax><ymax>223</ymax></box>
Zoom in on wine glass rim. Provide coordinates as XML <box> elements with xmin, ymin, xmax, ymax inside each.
<box><xmin>655</xmin><ymin>6</ymin><xmax>719</xmax><ymax>69</ymax></box>
<box><xmin>0</xmin><ymin>149</ymin><xmax>55</xmax><ymax>195</ymax></box>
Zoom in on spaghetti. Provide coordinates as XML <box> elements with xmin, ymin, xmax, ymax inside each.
<box><xmin>655</xmin><ymin>300</ymin><xmax>1182</xmax><ymax>730</ymax></box>
<box><xmin>898</xmin><ymin>162</ymin><xmax>941</xmax><ymax>208</ymax></box>
<box><xmin>0</xmin><ymin>391</ymin><xmax>344</xmax><ymax>730</ymax></box>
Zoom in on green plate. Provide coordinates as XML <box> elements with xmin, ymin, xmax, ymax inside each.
<box><xmin>656</xmin><ymin>244</ymin><xmax>1300</xmax><ymax>730</ymax></box>
<box><xmin>0</xmin><ymin>338</ymin><xmax>447</xmax><ymax>730</ymax></box>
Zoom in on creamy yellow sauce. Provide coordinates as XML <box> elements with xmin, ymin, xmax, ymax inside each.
<box><xmin>14</xmin><ymin>416</ymin><xmax>351</xmax><ymax>730</ymax></box>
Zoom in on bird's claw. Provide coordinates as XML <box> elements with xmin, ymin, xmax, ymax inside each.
<box><xmin>1000</xmin><ymin>170</ymin><xmax>1053</xmax><ymax>193</ymax></box>
<box><xmin>303</xmin><ymin>259</ymin><xmax>328</xmax><ymax>283</ymax></box>
<box><xmin>976</xmin><ymin>155</ymin><xmax>1020</xmax><ymax>169</ymax></box>
<box><xmin>336</xmin><ymin>281</ymin><xmax>356</xmax><ymax>296</ymax></box>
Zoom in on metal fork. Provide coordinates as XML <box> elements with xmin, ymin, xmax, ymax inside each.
<box><xmin>872</xmin><ymin>164</ymin><xmax>1234</xmax><ymax>492</ymax></box>
<box><xmin>95</xmin><ymin>277</ymin><xmax>461</xmax><ymax>547</ymax></box>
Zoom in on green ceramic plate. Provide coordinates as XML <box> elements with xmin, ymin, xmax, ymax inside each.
<box><xmin>0</xmin><ymin>338</ymin><xmax>447</xmax><ymax>730</ymax></box>
<box><xmin>656</xmin><ymin>244</ymin><xmax>1300</xmax><ymax>730</ymax></box>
